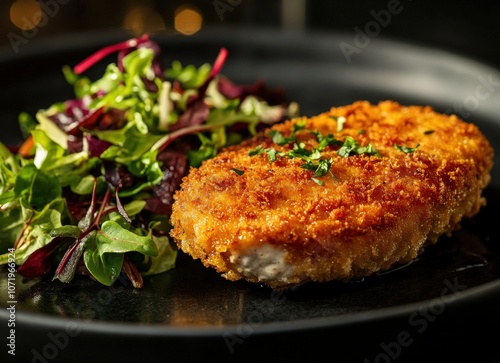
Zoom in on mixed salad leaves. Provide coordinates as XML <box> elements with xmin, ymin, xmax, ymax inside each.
<box><xmin>0</xmin><ymin>35</ymin><xmax>298</xmax><ymax>288</ymax></box>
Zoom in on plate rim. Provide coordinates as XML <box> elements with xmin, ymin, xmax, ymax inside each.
<box><xmin>2</xmin><ymin>277</ymin><xmax>499</xmax><ymax>336</ymax></box>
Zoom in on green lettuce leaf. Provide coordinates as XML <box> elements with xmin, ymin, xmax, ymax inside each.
<box><xmin>142</xmin><ymin>234</ymin><xmax>177</xmax><ymax>276</ymax></box>
<box><xmin>83</xmin><ymin>220</ymin><xmax>158</xmax><ymax>286</ymax></box>
<box><xmin>0</xmin><ymin>198</ymin><xmax>67</xmax><ymax>264</ymax></box>
<box><xmin>14</xmin><ymin>164</ymin><xmax>62</xmax><ymax>211</ymax></box>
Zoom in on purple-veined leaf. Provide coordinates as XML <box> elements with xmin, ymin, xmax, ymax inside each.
<box><xmin>53</xmin><ymin>238</ymin><xmax>85</xmax><ymax>283</ymax></box>
<box><xmin>115</xmin><ymin>187</ymin><xmax>132</xmax><ymax>224</ymax></box>
<box><xmin>16</xmin><ymin>237</ymin><xmax>69</xmax><ymax>277</ymax></box>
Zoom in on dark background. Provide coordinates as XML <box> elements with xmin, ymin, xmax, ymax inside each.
<box><xmin>1</xmin><ymin>0</ymin><xmax>500</xmax><ymax>70</ymax></box>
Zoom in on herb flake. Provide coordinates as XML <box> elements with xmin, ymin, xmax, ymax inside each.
<box><xmin>337</xmin><ymin>136</ymin><xmax>380</xmax><ymax>158</ymax></box>
<box><xmin>231</xmin><ymin>168</ymin><xmax>245</xmax><ymax>176</ymax></box>
<box><xmin>395</xmin><ymin>143</ymin><xmax>420</xmax><ymax>153</ymax></box>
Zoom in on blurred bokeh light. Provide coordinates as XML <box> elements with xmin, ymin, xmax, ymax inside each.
<box><xmin>10</xmin><ymin>0</ymin><xmax>42</xmax><ymax>30</ymax></box>
<box><xmin>122</xmin><ymin>5</ymin><xmax>166</xmax><ymax>36</ymax></box>
<box><xmin>0</xmin><ymin>0</ymin><xmax>499</xmax><ymax>71</ymax></box>
<box><xmin>174</xmin><ymin>5</ymin><xmax>203</xmax><ymax>36</ymax></box>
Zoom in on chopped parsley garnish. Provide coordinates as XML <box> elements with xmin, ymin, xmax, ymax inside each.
<box><xmin>301</xmin><ymin>157</ymin><xmax>334</xmax><ymax>178</ymax></box>
<box><xmin>310</xmin><ymin>131</ymin><xmax>342</xmax><ymax>151</ymax></box>
<box><xmin>311</xmin><ymin>178</ymin><xmax>325</xmax><ymax>186</ymax></box>
<box><xmin>248</xmin><ymin>121</ymin><xmax>381</xmax><ymax>185</ymax></box>
<box><xmin>269</xmin><ymin>130</ymin><xmax>292</xmax><ymax>145</ymax></box>
<box><xmin>337</xmin><ymin>136</ymin><xmax>380</xmax><ymax>157</ymax></box>
<box><xmin>248</xmin><ymin>145</ymin><xmax>264</xmax><ymax>156</ymax></box>
<box><xmin>266</xmin><ymin>148</ymin><xmax>278</xmax><ymax>162</ymax></box>
<box><xmin>231</xmin><ymin>168</ymin><xmax>245</xmax><ymax>176</ymax></box>
<box><xmin>395</xmin><ymin>143</ymin><xmax>420</xmax><ymax>153</ymax></box>
<box><xmin>268</xmin><ymin>119</ymin><xmax>306</xmax><ymax>145</ymax></box>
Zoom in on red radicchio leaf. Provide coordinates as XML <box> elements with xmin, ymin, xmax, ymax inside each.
<box><xmin>48</xmin><ymin>96</ymin><xmax>90</xmax><ymax>133</ymax></box>
<box><xmin>86</xmin><ymin>134</ymin><xmax>112</xmax><ymax>157</ymax></box>
<box><xmin>168</xmin><ymin>100</ymin><xmax>210</xmax><ymax>132</ymax></box>
<box><xmin>217</xmin><ymin>76</ymin><xmax>248</xmax><ymax>99</ymax></box>
<box><xmin>67</xmin><ymin>137</ymin><xmax>84</xmax><ymax>154</ymax></box>
<box><xmin>97</xmin><ymin>108</ymin><xmax>127</xmax><ymax>130</ymax></box>
<box><xmin>67</xmin><ymin>107</ymin><xmax>104</xmax><ymax>135</ymax></box>
<box><xmin>16</xmin><ymin>237</ymin><xmax>69</xmax><ymax>278</ymax></box>
<box><xmin>217</xmin><ymin>77</ymin><xmax>287</xmax><ymax>105</ymax></box>
<box><xmin>141</xmin><ymin>76</ymin><xmax>159</xmax><ymax>93</ymax></box>
<box><xmin>145</xmin><ymin>150</ymin><xmax>188</xmax><ymax>215</ymax></box>
<box><xmin>103</xmin><ymin>161</ymin><xmax>135</xmax><ymax>189</ymax></box>
<box><xmin>172</xmin><ymin>80</ymin><xmax>184</xmax><ymax>94</ymax></box>
<box><xmin>49</xmin><ymin>103</ymin><xmax>104</xmax><ymax>137</ymax></box>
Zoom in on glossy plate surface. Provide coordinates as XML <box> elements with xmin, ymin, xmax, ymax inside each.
<box><xmin>1</xmin><ymin>30</ymin><xmax>500</xmax><ymax>362</ymax></box>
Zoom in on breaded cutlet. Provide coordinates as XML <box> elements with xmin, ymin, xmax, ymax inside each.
<box><xmin>170</xmin><ymin>100</ymin><xmax>494</xmax><ymax>289</ymax></box>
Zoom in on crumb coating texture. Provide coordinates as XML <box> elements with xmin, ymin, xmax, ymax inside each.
<box><xmin>170</xmin><ymin>101</ymin><xmax>494</xmax><ymax>289</ymax></box>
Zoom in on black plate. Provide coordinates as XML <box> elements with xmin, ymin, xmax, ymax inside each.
<box><xmin>1</xmin><ymin>29</ymin><xmax>500</xmax><ymax>363</ymax></box>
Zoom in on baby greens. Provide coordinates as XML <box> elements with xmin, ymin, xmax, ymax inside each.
<box><xmin>0</xmin><ymin>35</ymin><xmax>296</xmax><ymax>287</ymax></box>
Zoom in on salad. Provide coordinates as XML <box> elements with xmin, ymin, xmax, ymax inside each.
<box><xmin>0</xmin><ymin>35</ymin><xmax>298</xmax><ymax>288</ymax></box>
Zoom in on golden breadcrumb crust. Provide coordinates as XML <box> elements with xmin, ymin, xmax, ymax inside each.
<box><xmin>170</xmin><ymin>100</ymin><xmax>494</xmax><ymax>289</ymax></box>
